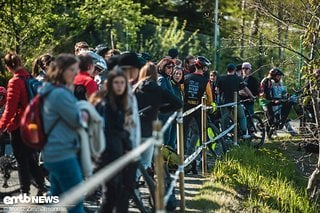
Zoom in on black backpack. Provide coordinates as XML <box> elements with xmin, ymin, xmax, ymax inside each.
<box><xmin>74</xmin><ymin>84</ymin><xmax>87</xmax><ymax>100</ymax></box>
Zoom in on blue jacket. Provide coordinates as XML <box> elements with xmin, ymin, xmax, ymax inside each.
<box><xmin>40</xmin><ymin>83</ymin><xmax>82</xmax><ymax>163</ymax></box>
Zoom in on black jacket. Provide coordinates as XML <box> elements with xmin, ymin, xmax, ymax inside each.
<box><xmin>134</xmin><ymin>79</ymin><xmax>182</xmax><ymax>137</ymax></box>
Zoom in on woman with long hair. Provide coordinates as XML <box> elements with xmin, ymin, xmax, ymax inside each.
<box><xmin>92</xmin><ymin>68</ymin><xmax>134</xmax><ymax>212</ymax></box>
<box><xmin>134</xmin><ymin>62</ymin><xmax>182</xmax><ymax>171</ymax></box>
<box><xmin>0</xmin><ymin>52</ymin><xmax>46</xmax><ymax>195</ymax></box>
<box><xmin>40</xmin><ymin>53</ymin><xmax>86</xmax><ymax>213</ymax></box>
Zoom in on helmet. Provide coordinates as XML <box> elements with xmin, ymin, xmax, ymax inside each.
<box><xmin>80</xmin><ymin>50</ymin><xmax>108</xmax><ymax>72</ymax></box>
<box><xmin>269</xmin><ymin>67</ymin><xmax>284</xmax><ymax>76</ymax></box>
<box><xmin>194</xmin><ymin>56</ymin><xmax>211</xmax><ymax>69</ymax></box>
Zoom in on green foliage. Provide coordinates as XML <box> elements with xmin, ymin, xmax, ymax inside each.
<box><xmin>142</xmin><ymin>18</ymin><xmax>199</xmax><ymax>60</ymax></box>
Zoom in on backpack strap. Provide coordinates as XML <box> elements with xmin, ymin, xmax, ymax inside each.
<box><xmin>40</xmin><ymin>89</ymin><xmax>60</xmax><ymax>138</ymax></box>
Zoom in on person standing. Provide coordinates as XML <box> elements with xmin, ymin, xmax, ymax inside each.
<box><xmin>134</xmin><ymin>62</ymin><xmax>182</xmax><ymax>172</ymax></box>
<box><xmin>216</xmin><ymin>63</ymin><xmax>255</xmax><ymax>139</ymax></box>
<box><xmin>183</xmin><ymin>56</ymin><xmax>213</xmax><ymax>173</ymax></box>
<box><xmin>40</xmin><ymin>54</ymin><xmax>87</xmax><ymax>213</ymax></box>
<box><xmin>157</xmin><ymin>57</ymin><xmax>177</xmax><ymax>149</ymax></box>
<box><xmin>74</xmin><ymin>53</ymin><xmax>98</xmax><ymax>100</ymax></box>
<box><xmin>32</xmin><ymin>53</ymin><xmax>54</xmax><ymax>81</ymax></box>
<box><xmin>93</xmin><ymin>69</ymin><xmax>134</xmax><ymax>212</ymax></box>
<box><xmin>0</xmin><ymin>52</ymin><xmax>46</xmax><ymax>195</ymax></box>
<box><xmin>240</xmin><ymin>62</ymin><xmax>259</xmax><ymax>116</ymax></box>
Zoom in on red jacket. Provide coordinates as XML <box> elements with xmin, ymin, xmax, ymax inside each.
<box><xmin>0</xmin><ymin>68</ymin><xmax>30</xmax><ymax>132</ymax></box>
<box><xmin>74</xmin><ymin>71</ymin><xmax>98</xmax><ymax>97</ymax></box>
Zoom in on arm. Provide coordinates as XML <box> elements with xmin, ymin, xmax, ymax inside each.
<box><xmin>159</xmin><ymin>88</ymin><xmax>183</xmax><ymax>113</ymax></box>
<box><xmin>205</xmin><ymin>82</ymin><xmax>213</xmax><ymax>105</ymax></box>
<box><xmin>86</xmin><ymin>80</ymin><xmax>98</xmax><ymax>97</ymax></box>
<box><xmin>0</xmin><ymin>79</ymin><xmax>21</xmax><ymax>132</ymax></box>
<box><xmin>52</xmin><ymin>88</ymin><xmax>82</xmax><ymax>129</ymax></box>
<box><xmin>244</xmin><ymin>87</ymin><xmax>255</xmax><ymax>99</ymax></box>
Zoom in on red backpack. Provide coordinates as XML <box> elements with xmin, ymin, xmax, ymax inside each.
<box><xmin>20</xmin><ymin>90</ymin><xmax>58</xmax><ymax>150</ymax></box>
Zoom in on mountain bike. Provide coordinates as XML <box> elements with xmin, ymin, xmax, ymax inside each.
<box><xmin>254</xmin><ymin>95</ymin><xmax>306</xmax><ymax>139</ymax></box>
<box><xmin>0</xmin><ymin>137</ymin><xmax>20</xmax><ymax>196</ymax></box>
<box><xmin>218</xmin><ymin>103</ymin><xmax>265</xmax><ymax>148</ymax></box>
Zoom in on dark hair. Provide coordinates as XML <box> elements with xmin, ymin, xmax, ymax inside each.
<box><xmin>107</xmin><ymin>49</ymin><xmax>121</xmax><ymax>57</ymax></box>
<box><xmin>77</xmin><ymin>54</ymin><xmax>93</xmax><ymax>71</ymax></box>
<box><xmin>74</xmin><ymin>41</ymin><xmax>89</xmax><ymax>54</ymax></box>
<box><xmin>106</xmin><ymin>68</ymin><xmax>128</xmax><ymax>111</ymax></box>
<box><xmin>157</xmin><ymin>57</ymin><xmax>174</xmax><ymax>75</ymax></box>
<box><xmin>32</xmin><ymin>54</ymin><xmax>54</xmax><ymax>76</ymax></box>
<box><xmin>184</xmin><ymin>55</ymin><xmax>195</xmax><ymax>66</ymax></box>
<box><xmin>138</xmin><ymin>62</ymin><xmax>158</xmax><ymax>82</ymax></box>
<box><xmin>45</xmin><ymin>54</ymin><xmax>78</xmax><ymax>85</ymax></box>
<box><xmin>4</xmin><ymin>52</ymin><xmax>22</xmax><ymax>70</ymax></box>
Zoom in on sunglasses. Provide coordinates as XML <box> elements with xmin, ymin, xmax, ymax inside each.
<box><xmin>166</xmin><ymin>65</ymin><xmax>174</xmax><ymax>69</ymax></box>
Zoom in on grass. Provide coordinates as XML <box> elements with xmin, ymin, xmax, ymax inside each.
<box><xmin>188</xmin><ymin>143</ymin><xmax>319</xmax><ymax>212</ymax></box>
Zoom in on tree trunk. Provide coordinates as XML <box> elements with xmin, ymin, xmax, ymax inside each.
<box><xmin>277</xmin><ymin>2</ymin><xmax>283</xmax><ymax>61</ymax></box>
<box><xmin>240</xmin><ymin>0</ymin><xmax>246</xmax><ymax>59</ymax></box>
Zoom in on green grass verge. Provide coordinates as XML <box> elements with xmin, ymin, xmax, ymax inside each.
<box><xmin>189</xmin><ymin>144</ymin><xmax>318</xmax><ymax>212</ymax></box>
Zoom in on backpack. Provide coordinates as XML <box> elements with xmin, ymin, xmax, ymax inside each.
<box><xmin>17</xmin><ymin>75</ymin><xmax>42</xmax><ymax>101</ymax></box>
<box><xmin>74</xmin><ymin>84</ymin><xmax>87</xmax><ymax>100</ymax></box>
<box><xmin>161</xmin><ymin>145</ymin><xmax>192</xmax><ymax>173</ymax></box>
<box><xmin>20</xmin><ymin>90</ymin><xmax>59</xmax><ymax>150</ymax></box>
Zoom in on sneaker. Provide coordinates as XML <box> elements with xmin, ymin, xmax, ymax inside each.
<box><xmin>289</xmin><ymin>131</ymin><xmax>298</xmax><ymax>136</ymax></box>
<box><xmin>242</xmin><ymin>134</ymin><xmax>251</xmax><ymax>139</ymax></box>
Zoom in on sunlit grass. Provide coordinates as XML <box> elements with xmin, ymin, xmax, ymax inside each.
<box><xmin>189</xmin><ymin>144</ymin><xmax>318</xmax><ymax>212</ymax></box>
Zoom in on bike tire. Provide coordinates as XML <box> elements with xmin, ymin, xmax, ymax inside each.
<box><xmin>250</xmin><ymin>115</ymin><xmax>266</xmax><ymax>148</ymax></box>
<box><xmin>206</xmin><ymin>123</ymin><xmax>227</xmax><ymax>156</ymax></box>
<box><xmin>0</xmin><ymin>155</ymin><xmax>20</xmax><ymax>196</ymax></box>
<box><xmin>132</xmin><ymin>163</ymin><xmax>155</xmax><ymax>213</ymax></box>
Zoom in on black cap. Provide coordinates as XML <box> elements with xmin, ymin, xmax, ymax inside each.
<box><xmin>227</xmin><ymin>63</ymin><xmax>236</xmax><ymax>72</ymax></box>
<box><xmin>107</xmin><ymin>55</ymin><xmax>119</xmax><ymax>71</ymax></box>
<box><xmin>118</xmin><ymin>52</ymin><xmax>139</xmax><ymax>69</ymax></box>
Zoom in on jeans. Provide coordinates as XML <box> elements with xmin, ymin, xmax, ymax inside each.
<box><xmin>158</xmin><ymin>112</ymin><xmax>177</xmax><ymax>149</ymax></box>
<box><xmin>140</xmin><ymin>138</ymin><xmax>154</xmax><ymax>169</ymax></box>
<box><xmin>10</xmin><ymin>129</ymin><xmax>45</xmax><ymax>193</ymax></box>
<box><xmin>221</xmin><ymin>104</ymin><xmax>247</xmax><ymax>134</ymax></box>
<box><xmin>44</xmin><ymin>157</ymin><xmax>84</xmax><ymax>213</ymax></box>
<box><xmin>244</xmin><ymin>102</ymin><xmax>254</xmax><ymax>116</ymax></box>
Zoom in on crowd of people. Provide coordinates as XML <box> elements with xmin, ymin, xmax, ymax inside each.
<box><xmin>0</xmin><ymin>41</ymin><xmax>300</xmax><ymax>212</ymax></box>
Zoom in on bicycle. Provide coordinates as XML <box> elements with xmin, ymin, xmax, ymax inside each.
<box><xmin>0</xmin><ymin>138</ymin><xmax>20</xmax><ymax>196</ymax></box>
<box><xmin>254</xmin><ymin>95</ymin><xmax>306</xmax><ymax>139</ymax></box>
<box><xmin>218</xmin><ymin>101</ymin><xmax>266</xmax><ymax>148</ymax></box>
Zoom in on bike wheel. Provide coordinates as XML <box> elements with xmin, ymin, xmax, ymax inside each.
<box><xmin>250</xmin><ymin>115</ymin><xmax>266</xmax><ymax>148</ymax></box>
<box><xmin>206</xmin><ymin>123</ymin><xmax>227</xmax><ymax>157</ymax></box>
<box><xmin>0</xmin><ymin>155</ymin><xmax>20</xmax><ymax>196</ymax></box>
<box><xmin>132</xmin><ymin>163</ymin><xmax>155</xmax><ymax>213</ymax></box>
